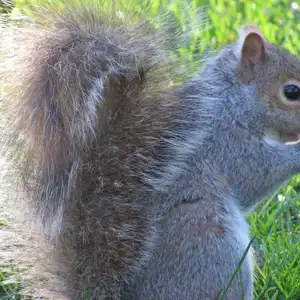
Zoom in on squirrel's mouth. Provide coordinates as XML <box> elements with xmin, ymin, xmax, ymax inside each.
<box><xmin>264</xmin><ymin>130</ymin><xmax>300</xmax><ymax>145</ymax></box>
<box><xmin>282</xmin><ymin>134</ymin><xmax>300</xmax><ymax>144</ymax></box>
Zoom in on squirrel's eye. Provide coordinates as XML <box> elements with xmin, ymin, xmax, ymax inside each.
<box><xmin>283</xmin><ymin>84</ymin><xmax>300</xmax><ymax>101</ymax></box>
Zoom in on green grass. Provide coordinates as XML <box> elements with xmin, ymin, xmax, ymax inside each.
<box><xmin>218</xmin><ymin>179</ymin><xmax>300</xmax><ymax>300</ymax></box>
<box><xmin>0</xmin><ymin>265</ymin><xmax>23</xmax><ymax>300</ymax></box>
<box><xmin>1</xmin><ymin>0</ymin><xmax>300</xmax><ymax>299</ymax></box>
<box><xmin>249</xmin><ymin>179</ymin><xmax>300</xmax><ymax>299</ymax></box>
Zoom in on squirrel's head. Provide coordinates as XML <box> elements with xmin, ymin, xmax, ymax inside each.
<box><xmin>234</xmin><ymin>24</ymin><xmax>300</xmax><ymax>144</ymax></box>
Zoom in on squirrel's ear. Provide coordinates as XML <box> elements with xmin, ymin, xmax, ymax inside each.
<box><xmin>235</xmin><ymin>24</ymin><xmax>266</xmax><ymax>81</ymax></box>
<box><xmin>236</xmin><ymin>24</ymin><xmax>266</xmax><ymax>64</ymax></box>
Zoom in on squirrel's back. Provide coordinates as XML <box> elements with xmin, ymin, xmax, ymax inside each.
<box><xmin>1</xmin><ymin>1</ymin><xmax>200</xmax><ymax>298</ymax></box>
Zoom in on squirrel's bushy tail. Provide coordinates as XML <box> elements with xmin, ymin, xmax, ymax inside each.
<box><xmin>1</xmin><ymin>0</ymin><xmax>200</xmax><ymax>240</ymax></box>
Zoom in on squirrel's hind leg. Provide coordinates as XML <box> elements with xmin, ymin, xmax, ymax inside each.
<box><xmin>127</xmin><ymin>200</ymin><xmax>253</xmax><ymax>300</ymax></box>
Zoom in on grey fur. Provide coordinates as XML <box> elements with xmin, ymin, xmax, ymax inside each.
<box><xmin>2</xmin><ymin>2</ymin><xmax>300</xmax><ymax>300</ymax></box>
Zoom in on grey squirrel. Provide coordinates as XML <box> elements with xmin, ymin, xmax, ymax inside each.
<box><xmin>1</xmin><ymin>1</ymin><xmax>300</xmax><ymax>299</ymax></box>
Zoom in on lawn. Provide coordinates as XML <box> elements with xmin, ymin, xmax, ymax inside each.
<box><xmin>0</xmin><ymin>0</ymin><xmax>299</xmax><ymax>299</ymax></box>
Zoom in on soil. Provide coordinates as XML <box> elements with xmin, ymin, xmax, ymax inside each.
<box><xmin>0</xmin><ymin>128</ymin><xmax>68</xmax><ymax>299</ymax></box>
